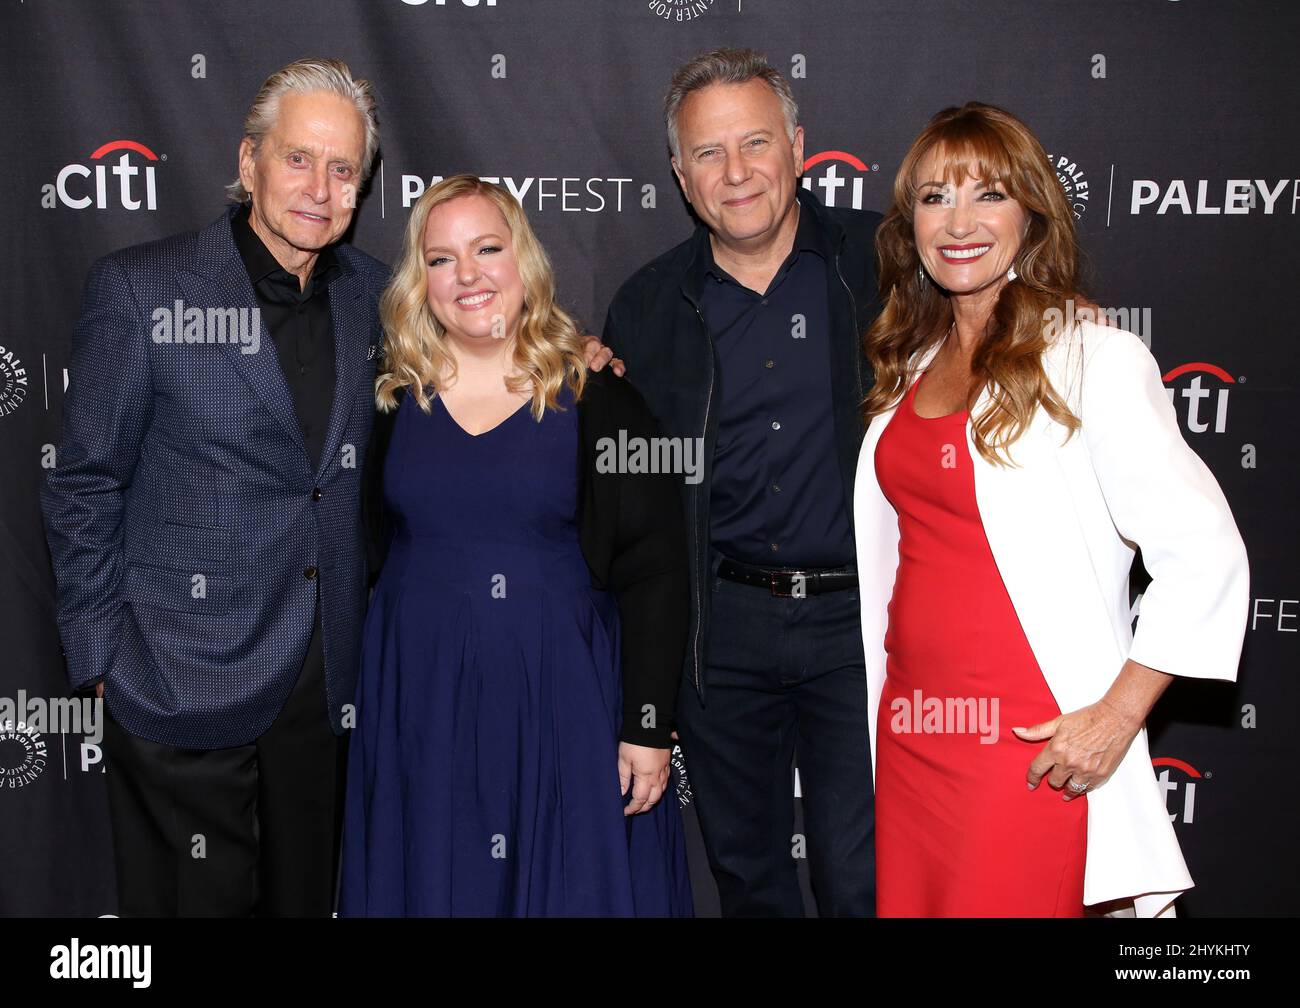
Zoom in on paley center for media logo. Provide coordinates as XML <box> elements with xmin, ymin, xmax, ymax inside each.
<box><xmin>1047</xmin><ymin>153</ymin><xmax>1089</xmax><ymax>220</ymax></box>
<box><xmin>0</xmin><ymin>341</ymin><xmax>28</xmax><ymax>419</ymax></box>
<box><xmin>646</xmin><ymin>0</ymin><xmax>714</xmax><ymax>22</ymax></box>
<box><xmin>43</xmin><ymin>139</ymin><xmax>162</xmax><ymax>211</ymax></box>
<box><xmin>801</xmin><ymin>151</ymin><xmax>879</xmax><ymax>211</ymax></box>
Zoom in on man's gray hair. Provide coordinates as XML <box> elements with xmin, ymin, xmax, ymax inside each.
<box><xmin>226</xmin><ymin>57</ymin><xmax>379</xmax><ymax>204</ymax></box>
<box><xmin>664</xmin><ymin>48</ymin><xmax>799</xmax><ymax>161</ymax></box>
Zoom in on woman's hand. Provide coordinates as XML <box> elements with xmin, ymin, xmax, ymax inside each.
<box><xmin>1014</xmin><ymin>658</ymin><xmax>1174</xmax><ymax>799</ymax></box>
<box><xmin>582</xmin><ymin>336</ymin><xmax>626</xmax><ymax>376</ymax></box>
<box><xmin>618</xmin><ymin>742</ymin><xmax>669</xmax><ymax>816</ymax></box>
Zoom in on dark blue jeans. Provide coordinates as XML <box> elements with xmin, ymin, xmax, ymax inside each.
<box><xmin>677</xmin><ymin>557</ymin><xmax>875</xmax><ymax>917</ymax></box>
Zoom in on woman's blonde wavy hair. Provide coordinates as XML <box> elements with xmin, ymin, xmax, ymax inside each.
<box><xmin>376</xmin><ymin>174</ymin><xmax>586</xmax><ymax>417</ymax></box>
<box><xmin>862</xmin><ymin>102</ymin><xmax>1084</xmax><ymax>465</ymax></box>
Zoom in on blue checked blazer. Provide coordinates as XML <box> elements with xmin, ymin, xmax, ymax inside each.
<box><xmin>41</xmin><ymin>207</ymin><xmax>389</xmax><ymax>749</ymax></box>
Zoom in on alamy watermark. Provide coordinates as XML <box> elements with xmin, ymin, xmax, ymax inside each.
<box><xmin>151</xmin><ymin>299</ymin><xmax>260</xmax><ymax>354</ymax></box>
<box><xmin>888</xmin><ymin>688</ymin><xmax>1000</xmax><ymax>744</ymax></box>
<box><xmin>595</xmin><ymin>429</ymin><xmax>705</xmax><ymax>485</ymax></box>
<box><xmin>1043</xmin><ymin>298</ymin><xmax>1152</xmax><ymax>349</ymax></box>
<box><xmin>0</xmin><ymin>692</ymin><xmax>103</xmax><ymax>746</ymax></box>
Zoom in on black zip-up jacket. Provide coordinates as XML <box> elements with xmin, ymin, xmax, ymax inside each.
<box><xmin>600</xmin><ymin>187</ymin><xmax>882</xmax><ymax>701</ymax></box>
<box><xmin>362</xmin><ymin>369</ymin><xmax>690</xmax><ymax>748</ymax></box>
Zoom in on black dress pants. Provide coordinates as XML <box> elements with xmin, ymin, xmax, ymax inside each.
<box><xmin>677</xmin><ymin>560</ymin><xmax>876</xmax><ymax>917</ymax></box>
<box><xmin>102</xmin><ymin>612</ymin><xmax>347</xmax><ymax>917</ymax></box>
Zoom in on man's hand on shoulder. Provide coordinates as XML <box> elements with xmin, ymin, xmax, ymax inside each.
<box><xmin>582</xmin><ymin>335</ymin><xmax>626</xmax><ymax>377</ymax></box>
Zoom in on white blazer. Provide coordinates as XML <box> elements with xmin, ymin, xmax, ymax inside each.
<box><xmin>853</xmin><ymin>320</ymin><xmax>1250</xmax><ymax>918</ymax></box>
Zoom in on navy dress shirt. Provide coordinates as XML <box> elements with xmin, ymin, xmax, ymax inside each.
<box><xmin>699</xmin><ymin>203</ymin><xmax>855</xmax><ymax>569</ymax></box>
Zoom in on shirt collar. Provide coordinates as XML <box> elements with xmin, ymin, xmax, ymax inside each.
<box><xmin>230</xmin><ymin>202</ymin><xmax>341</xmax><ymax>299</ymax></box>
<box><xmin>700</xmin><ymin>196</ymin><xmax>824</xmax><ymax>291</ymax></box>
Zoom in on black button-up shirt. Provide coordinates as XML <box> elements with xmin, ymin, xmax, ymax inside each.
<box><xmin>231</xmin><ymin>204</ymin><xmax>340</xmax><ymax>471</ymax></box>
<box><xmin>699</xmin><ymin>202</ymin><xmax>855</xmax><ymax>569</ymax></box>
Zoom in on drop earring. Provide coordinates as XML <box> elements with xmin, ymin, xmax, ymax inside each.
<box><xmin>1006</xmin><ymin>263</ymin><xmax>1019</xmax><ymax>282</ymax></box>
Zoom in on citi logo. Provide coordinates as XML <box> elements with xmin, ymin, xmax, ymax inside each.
<box><xmin>1131</xmin><ymin>178</ymin><xmax>1298</xmax><ymax>215</ymax></box>
<box><xmin>1153</xmin><ymin>757</ymin><xmax>1205</xmax><ymax>825</ymax></box>
<box><xmin>801</xmin><ymin>151</ymin><xmax>878</xmax><ymax>210</ymax></box>
<box><xmin>1162</xmin><ymin>362</ymin><xmax>1236</xmax><ymax>434</ymax></box>
<box><xmin>43</xmin><ymin>140</ymin><xmax>161</xmax><ymax>211</ymax></box>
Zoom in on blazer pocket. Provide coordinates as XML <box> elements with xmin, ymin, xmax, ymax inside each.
<box><xmin>124</xmin><ymin>564</ymin><xmax>234</xmax><ymax>615</ymax></box>
<box><xmin>149</xmin><ymin>522</ymin><xmax>233</xmax><ymax>569</ymax></box>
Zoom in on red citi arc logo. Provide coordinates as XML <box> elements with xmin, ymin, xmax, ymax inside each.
<box><xmin>44</xmin><ymin>140</ymin><xmax>161</xmax><ymax>211</ymax></box>
<box><xmin>1162</xmin><ymin>362</ymin><xmax>1235</xmax><ymax>434</ymax></box>
<box><xmin>802</xmin><ymin>150</ymin><xmax>878</xmax><ymax>210</ymax></box>
<box><xmin>1153</xmin><ymin>757</ymin><xmax>1204</xmax><ymax>825</ymax></box>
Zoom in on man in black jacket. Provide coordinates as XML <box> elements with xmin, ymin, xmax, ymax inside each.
<box><xmin>602</xmin><ymin>48</ymin><xmax>881</xmax><ymax>916</ymax></box>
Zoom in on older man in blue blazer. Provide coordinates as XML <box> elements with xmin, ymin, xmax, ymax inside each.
<box><xmin>41</xmin><ymin>59</ymin><xmax>390</xmax><ymax>917</ymax></box>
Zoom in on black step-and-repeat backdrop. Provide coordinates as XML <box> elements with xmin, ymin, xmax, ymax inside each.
<box><xmin>1</xmin><ymin>0</ymin><xmax>1295</xmax><ymax>917</ymax></box>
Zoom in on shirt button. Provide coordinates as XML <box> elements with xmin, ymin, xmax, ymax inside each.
<box><xmin>304</xmin><ymin>566</ymin><xmax>318</xmax><ymax>580</ymax></box>
<box><xmin>769</xmin><ymin>543</ymin><xmax>780</xmax><ymax>552</ymax></box>
<box><xmin>311</xmin><ymin>487</ymin><xmax>323</xmax><ymax>502</ymax></box>
<box><xmin>299</xmin><ymin>365</ymin><xmax>308</xmax><ymax>375</ymax></box>
<box><xmin>764</xmin><ymin>359</ymin><xmax>775</xmax><ymax>369</ymax></box>
<box><xmin>760</xmin><ymin>299</ymin><xmax>768</xmax><ymax>306</ymax></box>
<box><xmin>772</xmin><ymin>483</ymin><xmax>782</xmax><ymax>494</ymax></box>
<box><xmin>771</xmin><ymin>420</ymin><xmax>781</xmax><ymax>431</ymax></box>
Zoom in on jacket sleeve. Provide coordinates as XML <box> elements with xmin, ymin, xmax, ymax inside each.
<box><xmin>595</xmin><ymin>379</ymin><xmax>690</xmax><ymax>749</ymax></box>
<box><xmin>600</xmin><ymin>281</ymin><xmax>641</xmax><ymax>371</ymax></box>
<box><xmin>39</xmin><ymin>256</ymin><xmax>154</xmax><ymax>691</ymax></box>
<box><xmin>1078</xmin><ymin>325</ymin><xmax>1249</xmax><ymax>681</ymax></box>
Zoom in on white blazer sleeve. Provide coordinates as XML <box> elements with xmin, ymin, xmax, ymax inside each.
<box><xmin>1078</xmin><ymin>325</ymin><xmax>1249</xmax><ymax>681</ymax></box>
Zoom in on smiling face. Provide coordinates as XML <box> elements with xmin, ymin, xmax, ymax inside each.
<box><xmin>671</xmin><ymin>79</ymin><xmax>804</xmax><ymax>252</ymax></box>
<box><xmin>238</xmin><ymin>90</ymin><xmax>365</xmax><ymax>268</ymax></box>
<box><xmin>912</xmin><ymin>146</ymin><xmax>1030</xmax><ymax>299</ymax></box>
<box><xmin>421</xmin><ymin>193</ymin><xmax>526</xmax><ymax>347</ymax></box>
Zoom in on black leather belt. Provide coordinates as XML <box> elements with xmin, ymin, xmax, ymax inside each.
<box><xmin>716</xmin><ymin>556</ymin><xmax>858</xmax><ymax>598</ymax></box>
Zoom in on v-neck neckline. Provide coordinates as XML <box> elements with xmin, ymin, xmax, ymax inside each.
<box><xmin>435</xmin><ymin>394</ymin><xmax>532</xmax><ymax>439</ymax></box>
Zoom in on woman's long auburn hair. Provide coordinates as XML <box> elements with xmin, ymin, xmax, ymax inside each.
<box><xmin>376</xmin><ymin>174</ymin><xmax>586</xmax><ymax>417</ymax></box>
<box><xmin>863</xmin><ymin>102</ymin><xmax>1084</xmax><ymax>464</ymax></box>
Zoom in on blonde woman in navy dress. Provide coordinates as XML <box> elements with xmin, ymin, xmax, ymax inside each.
<box><xmin>340</xmin><ymin>176</ymin><xmax>693</xmax><ymax>916</ymax></box>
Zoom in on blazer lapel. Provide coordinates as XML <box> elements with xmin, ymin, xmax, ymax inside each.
<box><xmin>177</xmin><ymin>211</ymin><xmax>306</xmax><ymax>457</ymax></box>
<box><xmin>316</xmin><ymin>266</ymin><xmax>371</xmax><ymax>480</ymax></box>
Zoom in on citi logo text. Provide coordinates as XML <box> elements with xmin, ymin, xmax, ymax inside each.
<box><xmin>1154</xmin><ymin>757</ymin><xmax>1203</xmax><ymax>825</ymax></box>
<box><xmin>802</xmin><ymin>151</ymin><xmax>878</xmax><ymax>211</ymax></box>
<box><xmin>44</xmin><ymin>140</ymin><xmax>160</xmax><ymax>211</ymax></box>
<box><xmin>1163</xmin><ymin>362</ymin><xmax>1235</xmax><ymax>434</ymax></box>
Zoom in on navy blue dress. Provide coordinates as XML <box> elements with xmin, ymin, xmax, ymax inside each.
<box><xmin>339</xmin><ymin>386</ymin><xmax>693</xmax><ymax>916</ymax></box>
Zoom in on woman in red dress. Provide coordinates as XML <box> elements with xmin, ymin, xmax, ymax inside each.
<box><xmin>873</xmin><ymin>373</ymin><xmax>1086</xmax><ymax>916</ymax></box>
<box><xmin>856</xmin><ymin>103</ymin><xmax>1248</xmax><ymax>917</ymax></box>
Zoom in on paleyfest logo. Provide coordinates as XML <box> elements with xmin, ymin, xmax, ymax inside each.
<box><xmin>647</xmin><ymin>0</ymin><xmax>714</xmax><ymax>22</ymax></box>
<box><xmin>43</xmin><ymin>140</ymin><xmax>162</xmax><ymax>211</ymax></box>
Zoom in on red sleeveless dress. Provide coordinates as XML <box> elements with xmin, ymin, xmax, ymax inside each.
<box><xmin>873</xmin><ymin>374</ymin><xmax>1087</xmax><ymax>917</ymax></box>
